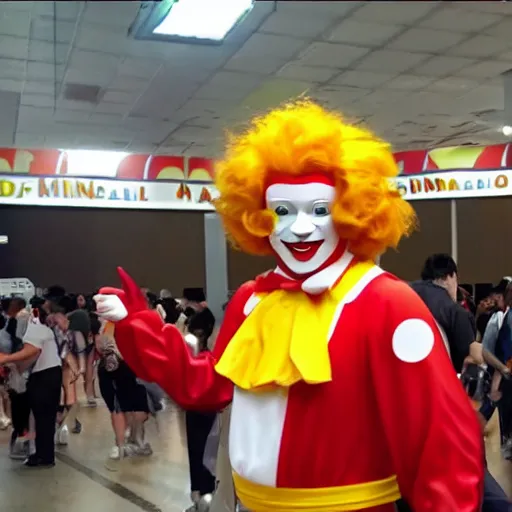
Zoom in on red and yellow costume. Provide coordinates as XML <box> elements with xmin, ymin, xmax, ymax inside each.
<box><xmin>99</xmin><ymin>102</ymin><xmax>484</xmax><ymax>511</ymax></box>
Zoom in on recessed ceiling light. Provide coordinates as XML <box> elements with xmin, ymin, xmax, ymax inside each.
<box><xmin>502</xmin><ymin>125</ymin><xmax>512</xmax><ymax>136</ymax></box>
<box><xmin>130</xmin><ymin>0</ymin><xmax>253</xmax><ymax>44</ymax></box>
<box><xmin>0</xmin><ymin>236</ymin><xmax>8</xmax><ymax>245</ymax></box>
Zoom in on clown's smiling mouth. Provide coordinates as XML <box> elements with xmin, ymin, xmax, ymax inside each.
<box><xmin>283</xmin><ymin>240</ymin><xmax>324</xmax><ymax>262</ymax></box>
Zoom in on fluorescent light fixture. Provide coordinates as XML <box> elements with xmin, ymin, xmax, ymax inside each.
<box><xmin>154</xmin><ymin>0</ymin><xmax>253</xmax><ymax>40</ymax></box>
<box><xmin>129</xmin><ymin>0</ymin><xmax>253</xmax><ymax>43</ymax></box>
<box><xmin>61</xmin><ymin>150</ymin><xmax>130</xmax><ymax>177</ymax></box>
<box><xmin>0</xmin><ymin>236</ymin><xmax>8</xmax><ymax>245</ymax></box>
<box><xmin>502</xmin><ymin>125</ymin><xmax>512</xmax><ymax>137</ymax></box>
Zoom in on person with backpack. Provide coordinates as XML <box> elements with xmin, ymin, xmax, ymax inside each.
<box><xmin>94</xmin><ymin>317</ymin><xmax>152</xmax><ymax>467</ymax></box>
<box><xmin>484</xmin><ymin>282</ymin><xmax>512</xmax><ymax>461</ymax></box>
<box><xmin>0</xmin><ymin>303</ymin><xmax>63</xmax><ymax>467</ymax></box>
<box><xmin>48</xmin><ymin>297</ymin><xmax>87</xmax><ymax>445</ymax></box>
<box><xmin>477</xmin><ymin>280</ymin><xmax>512</xmax><ymax>428</ymax></box>
<box><xmin>68</xmin><ymin>297</ymin><xmax>96</xmax><ymax>409</ymax></box>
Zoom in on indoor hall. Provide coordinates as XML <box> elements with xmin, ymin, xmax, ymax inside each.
<box><xmin>0</xmin><ymin>397</ymin><xmax>192</xmax><ymax>512</ymax></box>
<box><xmin>0</xmin><ymin>0</ymin><xmax>512</xmax><ymax>511</ymax></box>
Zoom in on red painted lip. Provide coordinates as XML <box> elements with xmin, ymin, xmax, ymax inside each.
<box><xmin>283</xmin><ymin>240</ymin><xmax>324</xmax><ymax>262</ymax></box>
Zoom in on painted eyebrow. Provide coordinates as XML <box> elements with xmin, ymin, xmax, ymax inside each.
<box><xmin>267</xmin><ymin>197</ymin><xmax>332</xmax><ymax>203</ymax></box>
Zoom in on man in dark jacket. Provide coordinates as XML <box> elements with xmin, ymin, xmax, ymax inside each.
<box><xmin>409</xmin><ymin>253</ymin><xmax>511</xmax><ymax>512</ymax></box>
<box><xmin>410</xmin><ymin>253</ymin><xmax>482</xmax><ymax>372</ymax></box>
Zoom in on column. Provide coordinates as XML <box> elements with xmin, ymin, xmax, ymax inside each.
<box><xmin>204</xmin><ymin>213</ymin><xmax>229</xmax><ymax>321</ymax></box>
<box><xmin>450</xmin><ymin>199</ymin><xmax>458</xmax><ymax>263</ymax></box>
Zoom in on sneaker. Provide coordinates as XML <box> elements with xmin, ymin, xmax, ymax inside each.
<box><xmin>10</xmin><ymin>440</ymin><xmax>29</xmax><ymax>461</ymax></box>
<box><xmin>72</xmin><ymin>419</ymin><xmax>82</xmax><ymax>434</ymax></box>
<box><xmin>123</xmin><ymin>444</ymin><xmax>140</xmax><ymax>457</ymax></box>
<box><xmin>86</xmin><ymin>397</ymin><xmax>97</xmax><ymax>408</ymax></box>
<box><xmin>108</xmin><ymin>445</ymin><xmax>122</xmax><ymax>460</ymax></box>
<box><xmin>28</xmin><ymin>438</ymin><xmax>35</xmax><ymax>456</ymax></box>
<box><xmin>197</xmin><ymin>494</ymin><xmax>213</xmax><ymax>512</ymax></box>
<box><xmin>110</xmin><ymin>445</ymin><xmax>135</xmax><ymax>460</ymax></box>
<box><xmin>9</xmin><ymin>431</ymin><xmax>17</xmax><ymax>452</ymax></box>
<box><xmin>23</xmin><ymin>455</ymin><xmax>55</xmax><ymax>468</ymax></box>
<box><xmin>0</xmin><ymin>416</ymin><xmax>11</xmax><ymax>430</ymax></box>
<box><xmin>55</xmin><ymin>424</ymin><xmax>69</xmax><ymax>446</ymax></box>
<box><xmin>17</xmin><ymin>430</ymin><xmax>30</xmax><ymax>441</ymax></box>
<box><xmin>105</xmin><ymin>445</ymin><xmax>127</xmax><ymax>471</ymax></box>
<box><xmin>130</xmin><ymin>442</ymin><xmax>153</xmax><ymax>457</ymax></box>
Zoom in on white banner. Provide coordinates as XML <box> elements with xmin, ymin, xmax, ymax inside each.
<box><xmin>0</xmin><ymin>175</ymin><xmax>216</xmax><ymax>210</ymax></box>
<box><xmin>1</xmin><ymin>169</ymin><xmax>512</xmax><ymax>210</ymax></box>
<box><xmin>395</xmin><ymin>169</ymin><xmax>512</xmax><ymax>200</ymax></box>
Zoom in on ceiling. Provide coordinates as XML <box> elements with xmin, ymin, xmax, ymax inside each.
<box><xmin>1</xmin><ymin>0</ymin><xmax>512</xmax><ymax>157</ymax></box>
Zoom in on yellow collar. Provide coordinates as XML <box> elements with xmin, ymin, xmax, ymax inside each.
<box><xmin>215</xmin><ymin>259</ymin><xmax>377</xmax><ymax>391</ymax></box>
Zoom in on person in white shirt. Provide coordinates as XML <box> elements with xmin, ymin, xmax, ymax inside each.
<box><xmin>0</xmin><ymin>305</ymin><xmax>62</xmax><ymax>467</ymax></box>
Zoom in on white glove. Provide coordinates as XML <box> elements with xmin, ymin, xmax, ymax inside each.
<box><xmin>94</xmin><ymin>294</ymin><xmax>128</xmax><ymax>322</ymax></box>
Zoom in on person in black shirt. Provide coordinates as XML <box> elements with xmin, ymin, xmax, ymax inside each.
<box><xmin>410</xmin><ymin>253</ymin><xmax>482</xmax><ymax>372</ymax></box>
<box><xmin>409</xmin><ymin>254</ymin><xmax>511</xmax><ymax>512</ymax></box>
<box><xmin>158</xmin><ymin>297</ymin><xmax>182</xmax><ymax>325</ymax></box>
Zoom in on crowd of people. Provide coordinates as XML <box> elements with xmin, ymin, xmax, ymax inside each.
<box><xmin>407</xmin><ymin>254</ymin><xmax>512</xmax><ymax>511</ymax></box>
<box><xmin>0</xmin><ymin>286</ymin><xmax>215</xmax><ymax>479</ymax></box>
<box><xmin>2</xmin><ymin>256</ymin><xmax>512</xmax><ymax>510</ymax></box>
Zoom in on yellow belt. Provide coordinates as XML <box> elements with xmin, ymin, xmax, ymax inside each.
<box><xmin>233</xmin><ymin>472</ymin><xmax>401</xmax><ymax>512</ymax></box>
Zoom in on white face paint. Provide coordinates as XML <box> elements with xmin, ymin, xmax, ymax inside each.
<box><xmin>266</xmin><ymin>182</ymin><xmax>340</xmax><ymax>276</ymax></box>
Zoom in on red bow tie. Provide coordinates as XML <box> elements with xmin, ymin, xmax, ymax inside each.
<box><xmin>254</xmin><ymin>272</ymin><xmax>303</xmax><ymax>293</ymax></box>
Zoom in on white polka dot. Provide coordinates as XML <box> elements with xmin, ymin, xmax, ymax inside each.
<box><xmin>392</xmin><ymin>319</ymin><xmax>434</xmax><ymax>363</ymax></box>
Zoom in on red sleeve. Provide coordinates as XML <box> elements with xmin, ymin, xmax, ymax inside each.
<box><xmin>114</xmin><ymin>281</ymin><xmax>255</xmax><ymax>411</ymax></box>
<box><xmin>366</xmin><ymin>275</ymin><xmax>484</xmax><ymax>512</ymax></box>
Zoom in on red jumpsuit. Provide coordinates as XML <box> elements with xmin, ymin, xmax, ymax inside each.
<box><xmin>106</xmin><ymin>260</ymin><xmax>483</xmax><ymax>512</ymax></box>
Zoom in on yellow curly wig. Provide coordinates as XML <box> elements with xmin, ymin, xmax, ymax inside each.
<box><xmin>214</xmin><ymin>100</ymin><xmax>416</xmax><ymax>261</ymax></box>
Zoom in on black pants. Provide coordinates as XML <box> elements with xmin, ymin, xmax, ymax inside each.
<box><xmin>483</xmin><ymin>469</ymin><xmax>512</xmax><ymax>512</ymax></box>
<box><xmin>8</xmin><ymin>390</ymin><xmax>30</xmax><ymax>437</ymax></box>
<box><xmin>98</xmin><ymin>361</ymin><xmax>150</xmax><ymax>414</ymax></box>
<box><xmin>185</xmin><ymin>410</ymin><xmax>216</xmax><ymax>496</ymax></box>
<box><xmin>498</xmin><ymin>379</ymin><xmax>512</xmax><ymax>447</ymax></box>
<box><xmin>27</xmin><ymin>366</ymin><xmax>62</xmax><ymax>464</ymax></box>
<box><xmin>480</xmin><ymin>395</ymin><xmax>497</xmax><ymax>422</ymax></box>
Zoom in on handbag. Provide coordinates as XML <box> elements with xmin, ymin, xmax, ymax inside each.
<box><xmin>98</xmin><ymin>321</ymin><xmax>120</xmax><ymax>372</ymax></box>
<box><xmin>103</xmin><ymin>349</ymin><xmax>120</xmax><ymax>372</ymax></box>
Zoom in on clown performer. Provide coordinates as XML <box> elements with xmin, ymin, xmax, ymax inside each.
<box><xmin>95</xmin><ymin>101</ymin><xmax>484</xmax><ymax>512</ymax></box>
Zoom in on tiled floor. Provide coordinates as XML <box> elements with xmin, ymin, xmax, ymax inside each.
<box><xmin>0</xmin><ymin>396</ymin><xmax>510</xmax><ymax>512</ymax></box>
<box><xmin>0</xmin><ymin>398</ymin><xmax>192</xmax><ymax>512</ymax></box>
<box><xmin>485</xmin><ymin>411</ymin><xmax>512</xmax><ymax>496</ymax></box>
